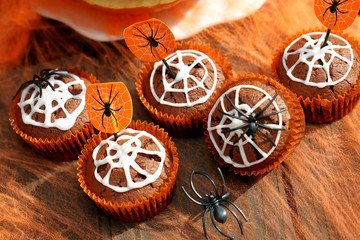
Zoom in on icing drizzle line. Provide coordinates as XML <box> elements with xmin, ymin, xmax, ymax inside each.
<box><xmin>18</xmin><ymin>70</ymin><xmax>86</xmax><ymax>131</ymax></box>
<box><xmin>92</xmin><ymin>128</ymin><xmax>166</xmax><ymax>193</ymax></box>
<box><xmin>282</xmin><ymin>32</ymin><xmax>353</xmax><ymax>88</ymax></box>
<box><xmin>208</xmin><ymin>85</ymin><xmax>284</xmax><ymax>168</ymax></box>
<box><xmin>150</xmin><ymin>49</ymin><xmax>217</xmax><ymax>107</ymax></box>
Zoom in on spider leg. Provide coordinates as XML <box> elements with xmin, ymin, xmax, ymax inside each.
<box><xmin>222</xmin><ymin>199</ymin><xmax>248</xmax><ymax>222</ymax></box>
<box><xmin>12</xmin><ymin>81</ymin><xmax>35</xmax><ymax>100</ymax></box>
<box><xmin>158</xmin><ymin>41</ymin><xmax>168</xmax><ymax>53</ymax></box>
<box><xmin>256</xmin><ymin>127</ymin><xmax>276</xmax><ymax>146</ymax></box>
<box><xmin>109</xmin><ymin>91</ymin><xmax>120</xmax><ymax>105</ymax></box>
<box><xmin>336</xmin><ymin>6</ymin><xmax>348</xmax><ymax>14</ymax></box>
<box><xmin>101</xmin><ymin>111</ymin><xmax>105</xmax><ymax>128</ymax></box>
<box><xmin>191</xmin><ymin>171</ymin><xmax>220</xmax><ymax>199</ymax></box>
<box><xmin>181</xmin><ymin>186</ymin><xmax>208</xmax><ymax>206</ymax></box>
<box><xmin>150</xmin><ymin>45</ymin><xmax>157</xmax><ymax>58</ymax></box>
<box><xmin>218</xmin><ymin>110</ymin><xmax>247</xmax><ymax>121</ymax></box>
<box><xmin>139</xmin><ymin>42</ymin><xmax>151</xmax><ymax>48</ymax></box>
<box><xmin>108</xmin><ymin>84</ymin><xmax>113</xmax><ymax>104</ymax></box>
<box><xmin>219</xmin><ymin>203</ymin><xmax>245</xmax><ymax>235</ymax></box>
<box><xmin>154</xmin><ymin>25</ymin><xmax>159</xmax><ymax>38</ymax></box>
<box><xmin>132</xmin><ymin>34</ymin><xmax>148</xmax><ymax>40</ymax></box>
<box><xmin>91</xmin><ymin>94</ymin><xmax>105</xmax><ymax>107</ymax></box>
<box><xmin>256</xmin><ymin>108</ymin><xmax>286</xmax><ymax>120</ymax></box>
<box><xmin>234</xmin><ymin>127</ymin><xmax>249</xmax><ymax>144</ymax></box>
<box><xmin>96</xmin><ymin>86</ymin><xmax>106</xmax><ymax>105</ymax></box>
<box><xmin>334</xmin><ymin>10</ymin><xmax>338</xmax><ymax>26</ymax></box>
<box><xmin>92</xmin><ymin>107</ymin><xmax>105</xmax><ymax>111</ymax></box>
<box><xmin>210</xmin><ymin>207</ymin><xmax>234</xmax><ymax>239</ymax></box>
<box><xmin>257</xmin><ymin>123</ymin><xmax>285</xmax><ymax>131</ymax></box>
<box><xmin>322</xmin><ymin>7</ymin><xmax>330</xmax><ymax>19</ymax></box>
<box><xmin>221</xmin><ymin>123</ymin><xmax>249</xmax><ymax>134</ymax></box>
<box><xmin>203</xmin><ymin>207</ymin><xmax>211</xmax><ymax>240</ymax></box>
<box><xmin>255</xmin><ymin>92</ymin><xmax>278</xmax><ymax>118</ymax></box>
<box><xmin>110</xmin><ymin>110</ymin><xmax>119</xmax><ymax>127</ymax></box>
<box><xmin>224</xmin><ymin>94</ymin><xmax>249</xmax><ymax>119</ymax></box>
<box><xmin>43</xmin><ymin>80</ymin><xmax>55</xmax><ymax>91</ymax></box>
<box><xmin>133</xmin><ymin>26</ymin><xmax>148</xmax><ymax>38</ymax></box>
<box><xmin>216</xmin><ymin>168</ymin><xmax>226</xmax><ymax>196</ymax></box>
<box><xmin>338</xmin><ymin>0</ymin><xmax>349</xmax><ymax>5</ymax></box>
<box><xmin>322</xmin><ymin>0</ymin><xmax>332</xmax><ymax>4</ymax></box>
<box><xmin>155</xmin><ymin>33</ymin><xmax>166</xmax><ymax>41</ymax></box>
<box><xmin>147</xmin><ymin>22</ymin><xmax>154</xmax><ymax>38</ymax></box>
<box><xmin>110</xmin><ymin>105</ymin><xmax>123</xmax><ymax>112</ymax></box>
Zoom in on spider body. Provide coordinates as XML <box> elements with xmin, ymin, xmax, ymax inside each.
<box><xmin>92</xmin><ymin>84</ymin><xmax>122</xmax><ymax>128</ymax></box>
<box><xmin>133</xmin><ymin>22</ymin><xmax>167</xmax><ymax>58</ymax></box>
<box><xmin>182</xmin><ymin>168</ymin><xmax>247</xmax><ymax>239</ymax></box>
<box><xmin>322</xmin><ymin>0</ymin><xmax>349</xmax><ymax>26</ymax></box>
<box><xmin>12</xmin><ymin>69</ymin><xmax>72</xmax><ymax>100</ymax></box>
<box><xmin>219</xmin><ymin>92</ymin><xmax>286</xmax><ymax>146</ymax></box>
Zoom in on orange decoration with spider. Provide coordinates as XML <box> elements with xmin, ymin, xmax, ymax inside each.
<box><xmin>123</xmin><ymin>18</ymin><xmax>175</xmax><ymax>62</ymax></box>
<box><xmin>86</xmin><ymin>82</ymin><xmax>132</xmax><ymax>134</ymax></box>
<box><xmin>314</xmin><ymin>0</ymin><xmax>360</xmax><ymax>30</ymax></box>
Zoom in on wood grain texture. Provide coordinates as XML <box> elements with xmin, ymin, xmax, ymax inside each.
<box><xmin>1</xmin><ymin>0</ymin><xmax>360</xmax><ymax>239</ymax></box>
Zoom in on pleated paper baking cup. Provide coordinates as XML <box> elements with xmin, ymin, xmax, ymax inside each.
<box><xmin>272</xmin><ymin>29</ymin><xmax>360</xmax><ymax>123</ymax></box>
<box><xmin>9</xmin><ymin>67</ymin><xmax>98</xmax><ymax>161</ymax></box>
<box><xmin>77</xmin><ymin>120</ymin><xmax>179</xmax><ymax>222</ymax></box>
<box><xmin>136</xmin><ymin>41</ymin><xmax>234</xmax><ymax>137</ymax></box>
<box><xmin>204</xmin><ymin>73</ymin><xmax>306</xmax><ymax>176</ymax></box>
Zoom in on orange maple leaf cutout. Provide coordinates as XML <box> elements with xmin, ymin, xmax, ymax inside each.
<box><xmin>123</xmin><ymin>18</ymin><xmax>175</xmax><ymax>62</ymax></box>
<box><xmin>315</xmin><ymin>0</ymin><xmax>360</xmax><ymax>30</ymax></box>
<box><xmin>86</xmin><ymin>82</ymin><xmax>133</xmax><ymax>134</ymax></box>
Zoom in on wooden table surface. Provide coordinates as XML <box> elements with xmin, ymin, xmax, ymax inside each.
<box><xmin>1</xmin><ymin>0</ymin><xmax>360</xmax><ymax>239</ymax></box>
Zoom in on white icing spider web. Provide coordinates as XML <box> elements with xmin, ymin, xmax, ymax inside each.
<box><xmin>150</xmin><ymin>49</ymin><xmax>217</xmax><ymax>107</ymax></box>
<box><xmin>18</xmin><ymin>70</ymin><xmax>86</xmax><ymax>131</ymax></box>
<box><xmin>282</xmin><ymin>32</ymin><xmax>353</xmax><ymax>88</ymax></box>
<box><xmin>208</xmin><ymin>85</ymin><xmax>284</xmax><ymax>168</ymax></box>
<box><xmin>93</xmin><ymin>129</ymin><xmax>166</xmax><ymax>193</ymax></box>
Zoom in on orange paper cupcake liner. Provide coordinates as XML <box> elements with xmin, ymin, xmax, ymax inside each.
<box><xmin>136</xmin><ymin>41</ymin><xmax>234</xmax><ymax>137</ymax></box>
<box><xmin>9</xmin><ymin>67</ymin><xmax>99</xmax><ymax>161</ymax></box>
<box><xmin>77</xmin><ymin>120</ymin><xmax>179</xmax><ymax>222</ymax></box>
<box><xmin>204</xmin><ymin>73</ymin><xmax>306</xmax><ymax>176</ymax></box>
<box><xmin>271</xmin><ymin>28</ymin><xmax>360</xmax><ymax>123</ymax></box>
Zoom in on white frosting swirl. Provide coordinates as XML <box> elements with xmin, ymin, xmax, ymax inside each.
<box><xmin>282</xmin><ymin>32</ymin><xmax>353</xmax><ymax>88</ymax></box>
<box><xmin>208</xmin><ymin>85</ymin><xmax>284</xmax><ymax>168</ymax></box>
<box><xmin>18</xmin><ymin>70</ymin><xmax>87</xmax><ymax>131</ymax></box>
<box><xmin>92</xmin><ymin>128</ymin><xmax>166</xmax><ymax>193</ymax></box>
<box><xmin>150</xmin><ymin>49</ymin><xmax>217</xmax><ymax>107</ymax></box>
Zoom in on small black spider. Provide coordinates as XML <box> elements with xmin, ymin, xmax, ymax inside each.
<box><xmin>12</xmin><ymin>69</ymin><xmax>72</xmax><ymax>100</ymax></box>
<box><xmin>182</xmin><ymin>168</ymin><xmax>248</xmax><ymax>239</ymax></box>
<box><xmin>322</xmin><ymin>0</ymin><xmax>349</xmax><ymax>26</ymax></box>
<box><xmin>218</xmin><ymin>93</ymin><xmax>286</xmax><ymax>146</ymax></box>
<box><xmin>91</xmin><ymin>84</ymin><xmax>122</xmax><ymax>129</ymax></box>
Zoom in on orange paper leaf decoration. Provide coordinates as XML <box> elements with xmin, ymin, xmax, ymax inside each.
<box><xmin>124</xmin><ymin>18</ymin><xmax>175</xmax><ymax>62</ymax></box>
<box><xmin>86</xmin><ymin>82</ymin><xmax>133</xmax><ymax>133</ymax></box>
<box><xmin>315</xmin><ymin>0</ymin><xmax>360</xmax><ymax>30</ymax></box>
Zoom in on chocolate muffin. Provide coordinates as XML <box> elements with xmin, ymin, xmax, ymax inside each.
<box><xmin>15</xmin><ymin>70</ymin><xmax>91</xmax><ymax>139</ymax></box>
<box><xmin>273</xmin><ymin>31</ymin><xmax>360</xmax><ymax>123</ymax></box>
<box><xmin>9</xmin><ymin>68</ymin><xmax>98</xmax><ymax>161</ymax></box>
<box><xmin>136</xmin><ymin>42</ymin><xmax>233</xmax><ymax>136</ymax></box>
<box><xmin>78</xmin><ymin>121</ymin><xmax>179</xmax><ymax>222</ymax></box>
<box><xmin>205</xmin><ymin>74</ymin><xmax>305</xmax><ymax>176</ymax></box>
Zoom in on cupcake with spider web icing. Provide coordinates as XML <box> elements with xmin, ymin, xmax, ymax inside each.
<box><xmin>9</xmin><ymin>67</ymin><xmax>98</xmax><ymax>161</ymax></box>
<box><xmin>272</xmin><ymin>29</ymin><xmax>360</xmax><ymax>123</ymax></box>
<box><xmin>77</xmin><ymin>120</ymin><xmax>179</xmax><ymax>222</ymax></box>
<box><xmin>136</xmin><ymin>41</ymin><xmax>232</xmax><ymax>137</ymax></box>
<box><xmin>205</xmin><ymin>73</ymin><xmax>305</xmax><ymax>176</ymax></box>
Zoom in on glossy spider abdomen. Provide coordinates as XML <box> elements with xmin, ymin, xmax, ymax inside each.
<box><xmin>214</xmin><ymin>204</ymin><xmax>227</xmax><ymax>223</ymax></box>
<box><xmin>104</xmin><ymin>103</ymin><xmax>112</xmax><ymax>117</ymax></box>
<box><xmin>148</xmin><ymin>37</ymin><xmax>159</xmax><ymax>47</ymax></box>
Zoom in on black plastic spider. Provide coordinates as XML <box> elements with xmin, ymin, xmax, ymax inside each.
<box><xmin>322</xmin><ymin>0</ymin><xmax>349</xmax><ymax>26</ymax></box>
<box><xmin>182</xmin><ymin>168</ymin><xmax>248</xmax><ymax>239</ymax></box>
<box><xmin>218</xmin><ymin>92</ymin><xmax>286</xmax><ymax>146</ymax></box>
<box><xmin>91</xmin><ymin>84</ymin><xmax>122</xmax><ymax>129</ymax></box>
<box><xmin>12</xmin><ymin>69</ymin><xmax>72</xmax><ymax>100</ymax></box>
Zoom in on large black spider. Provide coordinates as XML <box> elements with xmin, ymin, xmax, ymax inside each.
<box><xmin>12</xmin><ymin>69</ymin><xmax>72</xmax><ymax>100</ymax></box>
<box><xmin>133</xmin><ymin>22</ymin><xmax>176</xmax><ymax>78</ymax></box>
<box><xmin>182</xmin><ymin>168</ymin><xmax>248</xmax><ymax>239</ymax></box>
<box><xmin>322</xmin><ymin>0</ymin><xmax>349</xmax><ymax>26</ymax></box>
<box><xmin>218</xmin><ymin>92</ymin><xmax>286</xmax><ymax>146</ymax></box>
<box><xmin>91</xmin><ymin>84</ymin><xmax>122</xmax><ymax>130</ymax></box>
